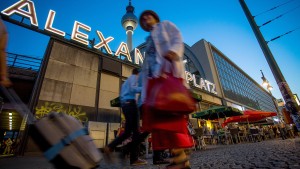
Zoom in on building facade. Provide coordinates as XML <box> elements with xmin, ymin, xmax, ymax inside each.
<box><xmin>195</xmin><ymin>40</ymin><xmax>276</xmax><ymax>112</ymax></box>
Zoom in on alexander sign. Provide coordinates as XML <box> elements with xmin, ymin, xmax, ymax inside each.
<box><xmin>2</xmin><ymin>0</ymin><xmax>218</xmax><ymax>95</ymax></box>
<box><xmin>1</xmin><ymin>0</ymin><xmax>144</xmax><ymax>65</ymax></box>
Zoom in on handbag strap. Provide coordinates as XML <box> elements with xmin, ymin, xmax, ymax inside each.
<box><xmin>160</xmin><ymin>59</ymin><xmax>176</xmax><ymax>76</ymax></box>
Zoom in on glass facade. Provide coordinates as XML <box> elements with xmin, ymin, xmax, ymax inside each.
<box><xmin>138</xmin><ymin>44</ymin><xmax>206</xmax><ymax>85</ymax></box>
<box><xmin>183</xmin><ymin>53</ymin><xmax>203</xmax><ymax>83</ymax></box>
<box><xmin>213</xmin><ymin>51</ymin><xmax>276</xmax><ymax>112</ymax></box>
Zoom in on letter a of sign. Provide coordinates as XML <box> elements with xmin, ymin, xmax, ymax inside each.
<box><xmin>115</xmin><ymin>42</ymin><xmax>132</xmax><ymax>62</ymax></box>
<box><xmin>1</xmin><ymin>0</ymin><xmax>38</xmax><ymax>27</ymax></box>
<box><xmin>93</xmin><ymin>31</ymin><xmax>114</xmax><ymax>55</ymax></box>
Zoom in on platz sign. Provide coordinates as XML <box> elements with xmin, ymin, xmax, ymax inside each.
<box><xmin>185</xmin><ymin>71</ymin><xmax>217</xmax><ymax>95</ymax></box>
<box><xmin>1</xmin><ymin>0</ymin><xmax>144</xmax><ymax>65</ymax></box>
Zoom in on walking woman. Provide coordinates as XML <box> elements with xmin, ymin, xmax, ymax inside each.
<box><xmin>139</xmin><ymin>10</ymin><xmax>193</xmax><ymax>169</ymax></box>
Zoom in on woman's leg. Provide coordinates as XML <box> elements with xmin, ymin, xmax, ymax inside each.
<box><xmin>167</xmin><ymin>148</ymin><xmax>191</xmax><ymax>169</ymax></box>
<box><xmin>151</xmin><ymin>130</ymin><xmax>192</xmax><ymax>169</ymax></box>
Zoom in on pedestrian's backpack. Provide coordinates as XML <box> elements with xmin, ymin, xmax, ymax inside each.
<box><xmin>1</xmin><ymin>87</ymin><xmax>102</xmax><ymax>169</ymax></box>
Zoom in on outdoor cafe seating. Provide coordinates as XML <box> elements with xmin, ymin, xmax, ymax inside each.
<box><xmin>229</xmin><ymin>128</ymin><xmax>240</xmax><ymax>144</ymax></box>
<box><xmin>238</xmin><ymin>130</ymin><xmax>248</xmax><ymax>142</ymax></box>
<box><xmin>191</xmin><ymin>107</ymin><xmax>279</xmax><ymax>148</ymax></box>
<box><xmin>249</xmin><ymin>128</ymin><xmax>262</xmax><ymax>142</ymax></box>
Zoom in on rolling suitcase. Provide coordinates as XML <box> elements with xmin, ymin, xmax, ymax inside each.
<box><xmin>0</xmin><ymin>86</ymin><xmax>102</xmax><ymax>169</ymax></box>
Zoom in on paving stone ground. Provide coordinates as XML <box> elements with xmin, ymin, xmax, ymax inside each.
<box><xmin>0</xmin><ymin>138</ymin><xmax>299</xmax><ymax>169</ymax></box>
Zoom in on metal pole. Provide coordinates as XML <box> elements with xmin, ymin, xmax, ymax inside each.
<box><xmin>239</xmin><ymin>0</ymin><xmax>300</xmax><ymax>130</ymax></box>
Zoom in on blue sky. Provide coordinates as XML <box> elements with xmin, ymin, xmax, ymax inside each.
<box><xmin>1</xmin><ymin>0</ymin><xmax>299</xmax><ymax>100</ymax></box>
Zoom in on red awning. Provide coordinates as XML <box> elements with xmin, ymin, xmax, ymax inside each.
<box><xmin>222</xmin><ymin>115</ymin><xmax>265</xmax><ymax>126</ymax></box>
<box><xmin>243</xmin><ymin>110</ymin><xmax>277</xmax><ymax>118</ymax></box>
<box><xmin>222</xmin><ymin>110</ymin><xmax>277</xmax><ymax>127</ymax></box>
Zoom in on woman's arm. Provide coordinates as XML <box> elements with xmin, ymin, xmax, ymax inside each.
<box><xmin>129</xmin><ymin>75</ymin><xmax>142</xmax><ymax>94</ymax></box>
<box><xmin>163</xmin><ymin>21</ymin><xmax>184</xmax><ymax>61</ymax></box>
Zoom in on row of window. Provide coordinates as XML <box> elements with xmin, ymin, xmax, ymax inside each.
<box><xmin>213</xmin><ymin>52</ymin><xmax>276</xmax><ymax>112</ymax></box>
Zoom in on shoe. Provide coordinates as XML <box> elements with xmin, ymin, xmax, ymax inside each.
<box><xmin>131</xmin><ymin>158</ymin><xmax>148</xmax><ymax>166</ymax></box>
<box><xmin>166</xmin><ymin>162</ymin><xmax>191</xmax><ymax>169</ymax></box>
<box><xmin>153</xmin><ymin>159</ymin><xmax>170</xmax><ymax>165</ymax></box>
<box><xmin>153</xmin><ymin>150</ymin><xmax>170</xmax><ymax>165</ymax></box>
<box><xmin>166</xmin><ymin>149</ymin><xmax>190</xmax><ymax>169</ymax></box>
<box><xmin>102</xmin><ymin>146</ymin><xmax>113</xmax><ymax>162</ymax></box>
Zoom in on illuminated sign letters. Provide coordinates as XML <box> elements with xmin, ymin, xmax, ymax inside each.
<box><xmin>134</xmin><ymin>48</ymin><xmax>144</xmax><ymax>65</ymax></box>
<box><xmin>93</xmin><ymin>31</ymin><xmax>114</xmax><ymax>55</ymax></box>
<box><xmin>185</xmin><ymin>71</ymin><xmax>217</xmax><ymax>94</ymax></box>
<box><xmin>1</xmin><ymin>0</ymin><xmax>144</xmax><ymax>65</ymax></box>
<box><xmin>1</xmin><ymin>0</ymin><xmax>38</xmax><ymax>27</ymax></box>
<box><xmin>71</xmin><ymin>21</ymin><xmax>91</xmax><ymax>46</ymax></box>
<box><xmin>45</xmin><ymin>10</ymin><xmax>65</xmax><ymax>37</ymax></box>
<box><xmin>115</xmin><ymin>42</ymin><xmax>132</xmax><ymax>62</ymax></box>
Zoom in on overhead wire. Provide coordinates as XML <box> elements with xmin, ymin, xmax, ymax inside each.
<box><xmin>258</xmin><ymin>4</ymin><xmax>300</xmax><ymax>28</ymax></box>
<box><xmin>254</xmin><ymin>0</ymin><xmax>296</xmax><ymax>17</ymax></box>
<box><xmin>266</xmin><ymin>27</ymin><xmax>300</xmax><ymax>43</ymax></box>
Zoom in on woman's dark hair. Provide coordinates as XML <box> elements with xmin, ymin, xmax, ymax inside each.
<box><xmin>132</xmin><ymin>68</ymin><xmax>140</xmax><ymax>75</ymax></box>
<box><xmin>139</xmin><ymin>10</ymin><xmax>160</xmax><ymax>32</ymax></box>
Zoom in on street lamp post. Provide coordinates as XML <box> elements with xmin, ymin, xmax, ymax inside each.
<box><xmin>260</xmin><ymin>70</ymin><xmax>280</xmax><ymax>123</ymax></box>
<box><xmin>239</xmin><ymin>0</ymin><xmax>300</xmax><ymax>130</ymax></box>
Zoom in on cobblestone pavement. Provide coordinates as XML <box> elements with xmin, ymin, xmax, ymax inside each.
<box><xmin>0</xmin><ymin>138</ymin><xmax>299</xmax><ymax>169</ymax></box>
<box><xmin>191</xmin><ymin>138</ymin><xmax>300</xmax><ymax>169</ymax></box>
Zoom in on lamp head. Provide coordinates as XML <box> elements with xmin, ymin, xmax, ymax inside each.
<box><xmin>267</xmin><ymin>85</ymin><xmax>273</xmax><ymax>91</ymax></box>
<box><xmin>262</xmin><ymin>77</ymin><xmax>269</xmax><ymax>86</ymax></box>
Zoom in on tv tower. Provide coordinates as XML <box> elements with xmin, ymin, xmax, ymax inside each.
<box><xmin>121</xmin><ymin>0</ymin><xmax>138</xmax><ymax>52</ymax></box>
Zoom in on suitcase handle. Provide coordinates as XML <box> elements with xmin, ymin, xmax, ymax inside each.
<box><xmin>0</xmin><ymin>86</ymin><xmax>35</xmax><ymax>124</ymax></box>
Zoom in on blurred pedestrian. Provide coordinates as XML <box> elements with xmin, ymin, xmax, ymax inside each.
<box><xmin>0</xmin><ymin>18</ymin><xmax>11</xmax><ymax>87</ymax></box>
<box><xmin>258</xmin><ymin>125</ymin><xmax>265</xmax><ymax>140</ymax></box>
<box><xmin>272</xmin><ymin>125</ymin><xmax>279</xmax><ymax>138</ymax></box>
<box><xmin>279</xmin><ymin>123</ymin><xmax>288</xmax><ymax>140</ymax></box>
<box><xmin>286</xmin><ymin>124</ymin><xmax>294</xmax><ymax>138</ymax></box>
<box><xmin>3</xmin><ymin>138</ymin><xmax>12</xmax><ymax>155</ymax></box>
<box><xmin>104</xmin><ymin>68</ymin><xmax>147</xmax><ymax>166</ymax></box>
<box><xmin>139</xmin><ymin>10</ymin><xmax>193</xmax><ymax>169</ymax></box>
<box><xmin>293</xmin><ymin>124</ymin><xmax>299</xmax><ymax>137</ymax></box>
<box><xmin>10</xmin><ymin>139</ymin><xmax>16</xmax><ymax>154</ymax></box>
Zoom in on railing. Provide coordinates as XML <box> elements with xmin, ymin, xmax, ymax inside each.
<box><xmin>6</xmin><ymin>52</ymin><xmax>42</xmax><ymax>71</ymax></box>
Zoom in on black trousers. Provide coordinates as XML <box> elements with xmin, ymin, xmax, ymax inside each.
<box><xmin>279</xmin><ymin>128</ymin><xmax>287</xmax><ymax>140</ymax></box>
<box><xmin>108</xmin><ymin>100</ymin><xmax>142</xmax><ymax>163</ymax></box>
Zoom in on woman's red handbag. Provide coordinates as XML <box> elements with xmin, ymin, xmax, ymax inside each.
<box><xmin>145</xmin><ymin>71</ymin><xmax>196</xmax><ymax>115</ymax></box>
<box><xmin>142</xmin><ymin>105</ymin><xmax>188</xmax><ymax>133</ymax></box>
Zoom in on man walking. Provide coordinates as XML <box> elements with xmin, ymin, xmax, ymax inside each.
<box><xmin>104</xmin><ymin>68</ymin><xmax>147</xmax><ymax>166</ymax></box>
